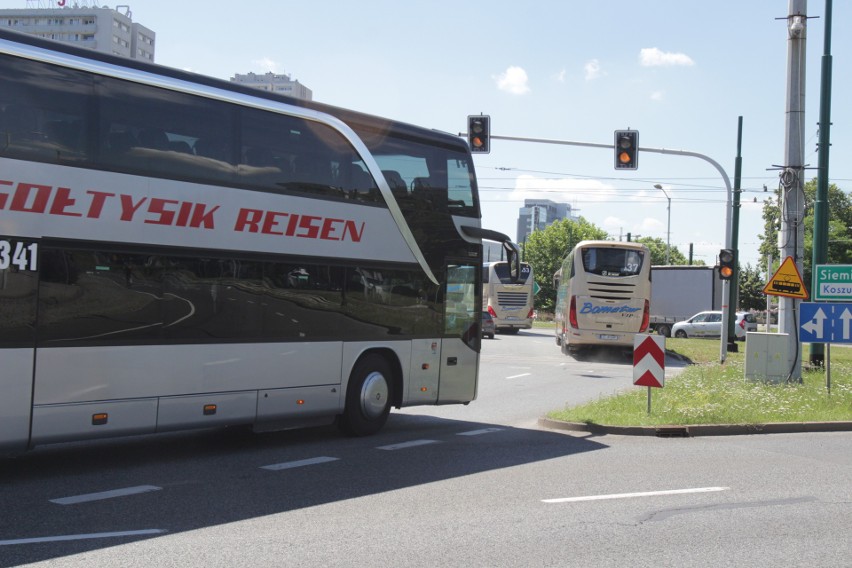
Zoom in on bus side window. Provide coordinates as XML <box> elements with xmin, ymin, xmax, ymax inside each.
<box><xmin>347</xmin><ymin>164</ymin><xmax>378</xmax><ymax>201</ymax></box>
<box><xmin>194</xmin><ymin>137</ymin><xmax>230</xmax><ymax>162</ymax></box>
<box><xmin>138</xmin><ymin>128</ymin><xmax>169</xmax><ymax>151</ymax></box>
<box><xmin>411</xmin><ymin>177</ymin><xmax>448</xmax><ymax>209</ymax></box>
<box><xmin>2</xmin><ymin>104</ymin><xmax>39</xmax><ymax>143</ymax></box>
<box><xmin>382</xmin><ymin>170</ymin><xmax>408</xmax><ymax>198</ymax></box>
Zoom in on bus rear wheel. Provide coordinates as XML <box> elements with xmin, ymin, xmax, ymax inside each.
<box><xmin>339</xmin><ymin>354</ymin><xmax>393</xmax><ymax>436</ymax></box>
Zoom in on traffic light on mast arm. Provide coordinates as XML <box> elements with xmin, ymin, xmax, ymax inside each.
<box><xmin>467</xmin><ymin>115</ymin><xmax>491</xmax><ymax>154</ymax></box>
<box><xmin>614</xmin><ymin>130</ymin><xmax>638</xmax><ymax>170</ymax></box>
<box><xmin>718</xmin><ymin>248</ymin><xmax>735</xmax><ymax>280</ymax></box>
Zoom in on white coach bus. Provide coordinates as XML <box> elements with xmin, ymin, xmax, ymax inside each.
<box><xmin>483</xmin><ymin>261</ymin><xmax>534</xmax><ymax>334</ymax></box>
<box><xmin>553</xmin><ymin>240</ymin><xmax>651</xmax><ymax>354</ymax></box>
<box><xmin>0</xmin><ymin>29</ymin><xmax>518</xmax><ymax>453</ymax></box>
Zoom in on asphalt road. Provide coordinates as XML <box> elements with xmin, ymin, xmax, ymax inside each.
<box><xmin>1</xmin><ymin>330</ymin><xmax>849</xmax><ymax>567</ymax></box>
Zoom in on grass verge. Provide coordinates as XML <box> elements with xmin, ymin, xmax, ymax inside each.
<box><xmin>547</xmin><ymin>338</ymin><xmax>852</xmax><ymax>426</ymax></box>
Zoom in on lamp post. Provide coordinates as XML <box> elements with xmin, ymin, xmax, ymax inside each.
<box><xmin>654</xmin><ymin>184</ymin><xmax>671</xmax><ymax>264</ymax></box>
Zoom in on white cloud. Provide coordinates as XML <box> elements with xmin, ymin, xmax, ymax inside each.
<box><xmin>495</xmin><ymin>66</ymin><xmax>531</xmax><ymax>95</ymax></box>
<box><xmin>554</xmin><ymin>69</ymin><xmax>567</xmax><ymax>83</ymax></box>
<box><xmin>602</xmin><ymin>216</ymin><xmax>627</xmax><ymax>234</ymax></box>
<box><xmin>640</xmin><ymin>217</ymin><xmax>665</xmax><ymax>232</ymax></box>
<box><xmin>584</xmin><ymin>59</ymin><xmax>605</xmax><ymax>81</ymax></box>
<box><xmin>650</xmin><ymin>90</ymin><xmax>665</xmax><ymax>101</ymax></box>
<box><xmin>639</xmin><ymin>48</ymin><xmax>695</xmax><ymax>67</ymax></box>
<box><xmin>252</xmin><ymin>57</ymin><xmax>279</xmax><ymax>73</ymax></box>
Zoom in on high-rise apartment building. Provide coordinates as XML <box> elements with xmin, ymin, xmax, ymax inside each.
<box><xmin>0</xmin><ymin>1</ymin><xmax>155</xmax><ymax>61</ymax></box>
<box><xmin>230</xmin><ymin>71</ymin><xmax>313</xmax><ymax>101</ymax></box>
<box><xmin>516</xmin><ymin>199</ymin><xmax>576</xmax><ymax>243</ymax></box>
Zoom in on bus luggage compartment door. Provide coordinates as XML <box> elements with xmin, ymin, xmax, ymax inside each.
<box><xmin>0</xmin><ymin>349</ymin><xmax>35</xmax><ymax>453</ymax></box>
<box><xmin>436</xmin><ymin>337</ymin><xmax>478</xmax><ymax>404</ymax></box>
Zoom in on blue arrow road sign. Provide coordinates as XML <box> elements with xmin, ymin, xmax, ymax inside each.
<box><xmin>799</xmin><ymin>302</ymin><xmax>852</xmax><ymax>344</ymax></box>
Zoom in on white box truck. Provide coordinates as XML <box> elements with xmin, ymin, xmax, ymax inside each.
<box><xmin>649</xmin><ymin>266</ymin><xmax>723</xmax><ymax>337</ymax></box>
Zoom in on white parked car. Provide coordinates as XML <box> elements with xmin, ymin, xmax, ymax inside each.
<box><xmin>671</xmin><ymin>311</ymin><xmax>757</xmax><ymax>341</ymax></box>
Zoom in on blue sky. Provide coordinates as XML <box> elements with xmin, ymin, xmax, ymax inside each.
<box><xmin>5</xmin><ymin>1</ymin><xmax>849</xmax><ymax>269</ymax></box>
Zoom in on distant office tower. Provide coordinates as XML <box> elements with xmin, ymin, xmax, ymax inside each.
<box><xmin>516</xmin><ymin>199</ymin><xmax>576</xmax><ymax>243</ymax></box>
<box><xmin>230</xmin><ymin>71</ymin><xmax>313</xmax><ymax>101</ymax></box>
<box><xmin>0</xmin><ymin>1</ymin><xmax>155</xmax><ymax>61</ymax></box>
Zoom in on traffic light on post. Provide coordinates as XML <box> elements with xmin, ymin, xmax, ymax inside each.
<box><xmin>719</xmin><ymin>248</ymin><xmax>735</xmax><ymax>280</ymax></box>
<box><xmin>468</xmin><ymin>115</ymin><xmax>491</xmax><ymax>154</ymax></box>
<box><xmin>614</xmin><ymin>130</ymin><xmax>638</xmax><ymax>170</ymax></box>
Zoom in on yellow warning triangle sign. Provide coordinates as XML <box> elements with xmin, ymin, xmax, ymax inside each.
<box><xmin>763</xmin><ymin>256</ymin><xmax>809</xmax><ymax>299</ymax></box>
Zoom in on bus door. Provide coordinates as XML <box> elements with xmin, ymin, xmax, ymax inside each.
<box><xmin>0</xmin><ymin>237</ymin><xmax>39</xmax><ymax>453</ymax></box>
<box><xmin>437</xmin><ymin>261</ymin><xmax>479</xmax><ymax>403</ymax></box>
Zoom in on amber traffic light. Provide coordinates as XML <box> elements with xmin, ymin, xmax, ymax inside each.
<box><xmin>467</xmin><ymin>115</ymin><xmax>491</xmax><ymax>154</ymax></box>
<box><xmin>719</xmin><ymin>248</ymin><xmax>735</xmax><ymax>280</ymax></box>
<box><xmin>614</xmin><ymin>130</ymin><xmax>638</xmax><ymax>170</ymax></box>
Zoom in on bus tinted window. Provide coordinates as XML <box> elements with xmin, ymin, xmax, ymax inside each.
<box><xmin>0</xmin><ymin>54</ymin><xmax>92</xmax><ymax>164</ymax></box>
<box><xmin>0</xmin><ymin>245</ymin><xmax>37</xmax><ymax>346</ymax></box>
<box><xmin>36</xmin><ymin>246</ymin><xmax>443</xmax><ymax>346</ymax></box>
<box><xmin>490</xmin><ymin>262</ymin><xmax>531</xmax><ymax>283</ymax></box>
<box><xmin>0</xmin><ymin>53</ymin><xmax>479</xmax><ymax>215</ymax></box>
<box><xmin>98</xmin><ymin>75</ymin><xmax>238</xmax><ymax>185</ymax></box>
<box><xmin>239</xmin><ymin>108</ymin><xmax>378</xmax><ymax>201</ymax></box>
<box><xmin>581</xmin><ymin>247</ymin><xmax>645</xmax><ymax>277</ymax></box>
<box><xmin>359</xmin><ymin>131</ymin><xmax>477</xmax><ymax>216</ymax></box>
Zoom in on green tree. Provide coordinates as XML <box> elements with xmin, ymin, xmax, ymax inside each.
<box><xmin>759</xmin><ymin>178</ymin><xmax>852</xmax><ymax>289</ymax></box>
<box><xmin>738</xmin><ymin>263</ymin><xmax>767</xmax><ymax>311</ymax></box>
<box><xmin>523</xmin><ymin>218</ymin><xmax>608</xmax><ymax>313</ymax></box>
<box><xmin>634</xmin><ymin>236</ymin><xmax>700</xmax><ymax>266</ymax></box>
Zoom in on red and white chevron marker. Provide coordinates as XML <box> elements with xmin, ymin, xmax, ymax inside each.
<box><xmin>633</xmin><ymin>334</ymin><xmax>665</xmax><ymax>388</ymax></box>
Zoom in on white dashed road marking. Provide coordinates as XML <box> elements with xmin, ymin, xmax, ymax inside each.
<box><xmin>376</xmin><ymin>439</ymin><xmax>439</xmax><ymax>451</ymax></box>
<box><xmin>0</xmin><ymin>529</ymin><xmax>166</xmax><ymax>546</ymax></box>
<box><xmin>260</xmin><ymin>456</ymin><xmax>340</xmax><ymax>471</ymax></box>
<box><xmin>50</xmin><ymin>485</ymin><xmax>162</xmax><ymax>505</ymax></box>
<box><xmin>457</xmin><ymin>428</ymin><xmax>504</xmax><ymax>436</ymax></box>
<box><xmin>542</xmin><ymin>486</ymin><xmax>730</xmax><ymax>504</ymax></box>
<box><xmin>506</xmin><ymin>373</ymin><xmax>531</xmax><ymax>379</ymax></box>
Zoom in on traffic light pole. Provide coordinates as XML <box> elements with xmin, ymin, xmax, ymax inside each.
<box><xmin>482</xmin><ymin>133</ymin><xmax>735</xmax><ymax>363</ymax></box>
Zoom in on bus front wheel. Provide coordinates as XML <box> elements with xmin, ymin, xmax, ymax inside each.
<box><xmin>339</xmin><ymin>354</ymin><xmax>393</xmax><ymax>436</ymax></box>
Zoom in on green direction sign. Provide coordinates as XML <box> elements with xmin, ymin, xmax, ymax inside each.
<box><xmin>815</xmin><ymin>264</ymin><xmax>852</xmax><ymax>301</ymax></box>
<box><xmin>533</xmin><ymin>281</ymin><xmax>541</xmax><ymax>295</ymax></box>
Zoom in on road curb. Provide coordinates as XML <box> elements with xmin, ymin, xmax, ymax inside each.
<box><xmin>538</xmin><ymin>417</ymin><xmax>852</xmax><ymax>437</ymax></box>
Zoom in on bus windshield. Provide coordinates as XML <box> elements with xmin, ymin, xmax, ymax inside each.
<box><xmin>487</xmin><ymin>262</ymin><xmax>531</xmax><ymax>284</ymax></box>
<box><xmin>581</xmin><ymin>247</ymin><xmax>645</xmax><ymax>277</ymax></box>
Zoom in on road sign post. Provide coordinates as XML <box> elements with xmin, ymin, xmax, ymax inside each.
<box><xmin>633</xmin><ymin>334</ymin><xmax>665</xmax><ymax>414</ymax></box>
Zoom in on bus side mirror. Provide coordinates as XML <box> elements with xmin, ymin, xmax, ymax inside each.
<box><xmin>458</xmin><ymin>225</ymin><xmax>521</xmax><ymax>283</ymax></box>
<box><xmin>502</xmin><ymin>240</ymin><xmax>521</xmax><ymax>283</ymax></box>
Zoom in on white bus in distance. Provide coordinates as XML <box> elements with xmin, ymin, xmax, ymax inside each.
<box><xmin>483</xmin><ymin>261</ymin><xmax>534</xmax><ymax>334</ymax></box>
<box><xmin>553</xmin><ymin>240</ymin><xmax>651</xmax><ymax>354</ymax></box>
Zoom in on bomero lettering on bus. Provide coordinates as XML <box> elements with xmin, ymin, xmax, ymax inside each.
<box><xmin>579</xmin><ymin>302</ymin><xmax>641</xmax><ymax>314</ymax></box>
<box><xmin>234</xmin><ymin>208</ymin><xmax>365</xmax><ymax>242</ymax></box>
<box><xmin>0</xmin><ymin>179</ymin><xmax>218</xmax><ymax>229</ymax></box>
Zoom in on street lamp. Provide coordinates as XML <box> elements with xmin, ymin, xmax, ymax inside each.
<box><xmin>654</xmin><ymin>184</ymin><xmax>671</xmax><ymax>264</ymax></box>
